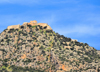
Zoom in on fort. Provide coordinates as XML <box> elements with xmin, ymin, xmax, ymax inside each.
<box><xmin>7</xmin><ymin>24</ymin><xmax>20</xmax><ymax>30</ymax></box>
<box><xmin>7</xmin><ymin>20</ymin><xmax>52</xmax><ymax>30</ymax></box>
<box><xmin>27</xmin><ymin>20</ymin><xmax>52</xmax><ymax>30</ymax></box>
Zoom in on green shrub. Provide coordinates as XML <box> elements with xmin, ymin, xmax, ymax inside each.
<box><xmin>33</xmin><ymin>32</ymin><xmax>36</xmax><ymax>35</ymax></box>
<box><xmin>39</xmin><ymin>46</ymin><xmax>44</xmax><ymax>49</ymax></box>
<box><xmin>22</xmin><ymin>58</ymin><xmax>31</xmax><ymax>64</ymax></box>
<box><xmin>44</xmin><ymin>30</ymin><xmax>46</xmax><ymax>34</ymax></box>
<box><xmin>59</xmin><ymin>56</ymin><xmax>66</xmax><ymax>61</ymax></box>
<box><xmin>32</xmin><ymin>25</ymin><xmax>37</xmax><ymax>28</ymax></box>
<box><xmin>14</xmin><ymin>58</ymin><xmax>17</xmax><ymax>61</ymax></box>
<box><xmin>76</xmin><ymin>62</ymin><xmax>79</xmax><ymax>66</ymax></box>
<box><xmin>19</xmin><ymin>31</ymin><xmax>23</xmax><ymax>35</ymax></box>
<box><xmin>84</xmin><ymin>43</ymin><xmax>88</xmax><ymax>46</ymax></box>
<box><xmin>2</xmin><ymin>64</ymin><xmax>45</xmax><ymax>72</ymax></box>
<box><xmin>84</xmin><ymin>57</ymin><xmax>92</xmax><ymax>63</ymax></box>
<box><xmin>70</xmin><ymin>53</ymin><xmax>73</xmax><ymax>56</ymax></box>
<box><xmin>77</xmin><ymin>51</ymin><xmax>82</xmax><ymax>55</ymax></box>
<box><xmin>37</xmin><ymin>61</ymin><xmax>42</xmax><ymax>65</ymax></box>
<box><xmin>6</xmin><ymin>39</ymin><xmax>11</xmax><ymax>43</ymax></box>
<box><xmin>2</xmin><ymin>65</ymin><xmax>6</xmax><ymax>69</ymax></box>
<box><xmin>27</xmin><ymin>25</ymin><xmax>32</xmax><ymax>28</ymax></box>
<box><xmin>23</xmin><ymin>33</ymin><xmax>27</xmax><ymax>36</ymax></box>
<box><xmin>41</xmin><ymin>50</ymin><xmax>46</xmax><ymax>56</ymax></box>
<box><xmin>4</xmin><ymin>59</ymin><xmax>9</xmax><ymax>62</ymax></box>
<box><xmin>53</xmin><ymin>32</ymin><xmax>56</xmax><ymax>35</ymax></box>
<box><xmin>6</xmin><ymin>65</ymin><xmax>13</xmax><ymax>72</ymax></box>
<box><xmin>40</xmin><ymin>29</ymin><xmax>42</xmax><ymax>32</ymax></box>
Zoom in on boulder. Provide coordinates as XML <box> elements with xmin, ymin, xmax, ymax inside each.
<box><xmin>71</xmin><ymin>39</ymin><xmax>78</xmax><ymax>42</ymax></box>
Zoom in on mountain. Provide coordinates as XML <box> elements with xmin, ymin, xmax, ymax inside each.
<box><xmin>0</xmin><ymin>20</ymin><xmax>100</xmax><ymax>72</ymax></box>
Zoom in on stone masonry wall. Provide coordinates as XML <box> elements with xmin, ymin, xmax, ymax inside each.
<box><xmin>7</xmin><ymin>24</ymin><xmax>20</xmax><ymax>30</ymax></box>
<box><xmin>7</xmin><ymin>20</ymin><xmax>52</xmax><ymax>30</ymax></box>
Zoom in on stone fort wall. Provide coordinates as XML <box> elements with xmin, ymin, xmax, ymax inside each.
<box><xmin>7</xmin><ymin>20</ymin><xmax>52</xmax><ymax>30</ymax></box>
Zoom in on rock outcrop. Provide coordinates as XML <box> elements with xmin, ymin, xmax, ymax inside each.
<box><xmin>71</xmin><ymin>39</ymin><xmax>78</xmax><ymax>42</ymax></box>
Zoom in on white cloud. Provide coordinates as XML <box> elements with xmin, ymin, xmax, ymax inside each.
<box><xmin>54</xmin><ymin>24</ymin><xmax>100</xmax><ymax>36</ymax></box>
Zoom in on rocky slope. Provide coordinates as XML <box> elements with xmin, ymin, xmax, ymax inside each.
<box><xmin>0</xmin><ymin>20</ymin><xmax>100</xmax><ymax>72</ymax></box>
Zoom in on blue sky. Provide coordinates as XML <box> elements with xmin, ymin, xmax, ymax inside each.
<box><xmin>0</xmin><ymin>0</ymin><xmax>100</xmax><ymax>50</ymax></box>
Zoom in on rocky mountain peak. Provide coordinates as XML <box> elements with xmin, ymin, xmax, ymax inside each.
<box><xmin>0</xmin><ymin>20</ymin><xmax>100</xmax><ymax>72</ymax></box>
